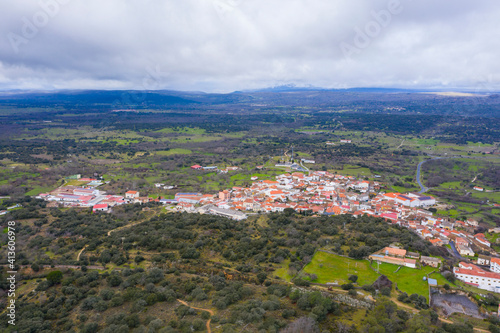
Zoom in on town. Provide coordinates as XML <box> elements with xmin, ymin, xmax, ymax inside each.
<box><xmin>35</xmin><ymin>169</ymin><xmax>500</xmax><ymax>294</ymax></box>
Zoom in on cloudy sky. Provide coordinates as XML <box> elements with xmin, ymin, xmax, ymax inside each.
<box><xmin>1</xmin><ymin>0</ymin><xmax>499</xmax><ymax>92</ymax></box>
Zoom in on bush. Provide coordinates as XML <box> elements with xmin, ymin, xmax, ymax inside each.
<box><xmin>193</xmin><ymin>319</ymin><xmax>205</xmax><ymax>331</ymax></box>
<box><xmin>341</xmin><ymin>283</ymin><xmax>354</xmax><ymax>290</ymax></box>
<box><xmin>46</xmin><ymin>270</ymin><xmax>63</xmax><ymax>285</ymax></box>
<box><xmin>380</xmin><ymin>287</ymin><xmax>391</xmax><ymax>297</ymax></box>
<box><xmin>362</xmin><ymin>284</ymin><xmax>375</xmax><ymax>292</ymax></box>
<box><xmin>442</xmin><ymin>271</ymin><xmax>456</xmax><ymax>283</ymax></box>
<box><xmin>348</xmin><ymin>275</ymin><xmax>358</xmax><ymax>283</ymax></box>
<box><xmin>293</xmin><ymin>278</ymin><xmax>310</xmax><ymax>287</ymax></box>
<box><xmin>81</xmin><ymin>323</ymin><xmax>98</xmax><ymax>333</ymax></box>
<box><xmin>125</xmin><ymin>314</ymin><xmax>140</xmax><ymax>328</ymax></box>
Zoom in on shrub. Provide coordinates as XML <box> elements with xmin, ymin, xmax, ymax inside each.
<box><xmin>341</xmin><ymin>283</ymin><xmax>354</xmax><ymax>290</ymax></box>
<box><xmin>46</xmin><ymin>271</ymin><xmax>63</xmax><ymax>285</ymax></box>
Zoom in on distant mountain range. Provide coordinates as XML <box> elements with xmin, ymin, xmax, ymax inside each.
<box><xmin>0</xmin><ymin>88</ymin><xmax>498</xmax><ymax>118</ymax></box>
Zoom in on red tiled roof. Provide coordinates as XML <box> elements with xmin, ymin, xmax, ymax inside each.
<box><xmin>93</xmin><ymin>204</ymin><xmax>108</xmax><ymax>209</ymax></box>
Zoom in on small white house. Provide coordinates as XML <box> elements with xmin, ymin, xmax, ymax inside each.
<box><xmin>125</xmin><ymin>191</ymin><xmax>140</xmax><ymax>199</ymax></box>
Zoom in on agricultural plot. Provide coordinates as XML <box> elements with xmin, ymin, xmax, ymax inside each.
<box><xmin>303</xmin><ymin>251</ymin><xmax>448</xmax><ymax>300</ymax></box>
<box><xmin>302</xmin><ymin>251</ymin><xmax>379</xmax><ymax>286</ymax></box>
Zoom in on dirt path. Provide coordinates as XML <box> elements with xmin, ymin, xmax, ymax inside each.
<box><xmin>107</xmin><ymin>220</ymin><xmax>145</xmax><ymax>236</ymax></box>
<box><xmin>391</xmin><ymin>298</ymin><xmax>488</xmax><ymax>332</ymax></box>
<box><xmin>177</xmin><ymin>299</ymin><xmax>214</xmax><ymax>333</ymax></box>
<box><xmin>76</xmin><ymin>245</ymin><xmax>88</xmax><ymax>261</ymax></box>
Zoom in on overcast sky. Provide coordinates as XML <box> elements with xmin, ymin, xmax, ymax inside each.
<box><xmin>1</xmin><ymin>0</ymin><xmax>499</xmax><ymax>92</ymax></box>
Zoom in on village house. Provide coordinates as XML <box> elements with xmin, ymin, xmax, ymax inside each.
<box><xmin>369</xmin><ymin>247</ymin><xmax>416</xmax><ymax>269</ymax></box>
<box><xmin>125</xmin><ymin>190</ymin><xmax>140</xmax><ymax>199</ymax></box>
<box><xmin>420</xmin><ymin>256</ymin><xmax>441</xmax><ymax>268</ymax></box>
<box><xmin>92</xmin><ymin>203</ymin><xmax>109</xmax><ymax>213</ymax></box>
<box><xmin>477</xmin><ymin>254</ymin><xmax>491</xmax><ymax>266</ymax></box>
<box><xmin>457</xmin><ymin>244</ymin><xmax>475</xmax><ymax>257</ymax></box>
<box><xmin>219</xmin><ymin>190</ymin><xmax>230</xmax><ymax>201</ymax></box>
<box><xmin>491</xmin><ymin>258</ymin><xmax>500</xmax><ymax>273</ymax></box>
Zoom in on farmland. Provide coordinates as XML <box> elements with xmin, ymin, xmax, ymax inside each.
<box><xmin>303</xmin><ymin>251</ymin><xmax>449</xmax><ymax>301</ymax></box>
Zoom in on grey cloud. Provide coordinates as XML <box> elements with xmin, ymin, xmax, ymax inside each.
<box><xmin>0</xmin><ymin>0</ymin><xmax>499</xmax><ymax>92</ymax></box>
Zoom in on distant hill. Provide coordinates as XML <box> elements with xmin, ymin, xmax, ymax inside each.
<box><xmin>0</xmin><ymin>88</ymin><xmax>499</xmax><ymax>117</ymax></box>
<box><xmin>0</xmin><ymin>90</ymin><xmax>198</xmax><ymax>108</ymax></box>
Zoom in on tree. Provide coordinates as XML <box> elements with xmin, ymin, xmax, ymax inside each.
<box><xmin>81</xmin><ymin>323</ymin><xmax>98</xmax><ymax>333</ymax></box>
<box><xmin>257</xmin><ymin>272</ymin><xmax>267</xmax><ymax>284</ymax></box>
<box><xmin>341</xmin><ymin>283</ymin><xmax>354</xmax><ymax>290</ymax></box>
<box><xmin>125</xmin><ymin>314</ymin><xmax>140</xmax><ymax>328</ymax></box>
<box><xmin>280</xmin><ymin>317</ymin><xmax>319</xmax><ymax>333</ymax></box>
<box><xmin>46</xmin><ymin>270</ymin><xmax>63</xmax><ymax>285</ymax></box>
<box><xmin>348</xmin><ymin>274</ymin><xmax>358</xmax><ymax>283</ymax></box>
<box><xmin>380</xmin><ymin>287</ymin><xmax>391</xmax><ymax>297</ymax></box>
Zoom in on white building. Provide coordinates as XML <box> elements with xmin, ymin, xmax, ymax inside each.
<box><xmin>125</xmin><ymin>191</ymin><xmax>140</xmax><ymax>199</ymax></box>
<box><xmin>454</xmin><ymin>262</ymin><xmax>500</xmax><ymax>293</ymax></box>
<box><xmin>457</xmin><ymin>244</ymin><xmax>475</xmax><ymax>257</ymax></box>
<box><xmin>491</xmin><ymin>258</ymin><xmax>500</xmax><ymax>273</ymax></box>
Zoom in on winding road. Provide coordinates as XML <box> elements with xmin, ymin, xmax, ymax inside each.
<box><xmin>300</xmin><ymin>159</ymin><xmax>310</xmax><ymax>175</ymax></box>
<box><xmin>416</xmin><ymin>157</ymin><xmax>445</xmax><ymax>194</ymax></box>
<box><xmin>76</xmin><ymin>245</ymin><xmax>88</xmax><ymax>261</ymax></box>
<box><xmin>448</xmin><ymin>241</ymin><xmax>465</xmax><ymax>261</ymax></box>
<box><xmin>416</xmin><ymin>160</ymin><xmax>429</xmax><ymax>194</ymax></box>
<box><xmin>177</xmin><ymin>299</ymin><xmax>214</xmax><ymax>333</ymax></box>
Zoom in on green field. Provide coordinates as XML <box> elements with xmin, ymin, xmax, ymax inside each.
<box><xmin>375</xmin><ymin>262</ymin><xmax>448</xmax><ymax>300</ymax></box>
<box><xmin>303</xmin><ymin>251</ymin><xmax>448</xmax><ymax>300</ymax></box>
<box><xmin>302</xmin><ymin>251</ymin><xmax>379</xmax><ymax>285</ymax></box>
<box><xmin>155</xmin><ymin>148</ymin><xmax>193</xmax><ymax>156</ymax></box>
<box><xmin>273</xmin><ymin>260</ymin><xmax>294</xmax><ymax>281</ymax></box>
<box><xmin>25</xmin><ymin>186</ymin><xmax>54</xmax><ymax>196</ymax></box>
<box><xmin>334</xmin><ymin>165</ymin><xmax>372</xmax><ymax>177</ymax></box>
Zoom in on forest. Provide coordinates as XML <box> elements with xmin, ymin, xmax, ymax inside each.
<box><xmin>1</xmin><ymin>203</ymin><xmax>494</xmax><ymax>332</ymax></box>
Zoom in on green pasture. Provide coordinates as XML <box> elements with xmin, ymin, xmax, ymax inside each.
<box><xmin>302</xmin><ymin>251</ymin><xmax>379</xmax><ymax>286</ymax></box>
<box><xmin>303</xmin><ymin>251</ymin><xmax>448</xmax><ymax>300</ymax></box>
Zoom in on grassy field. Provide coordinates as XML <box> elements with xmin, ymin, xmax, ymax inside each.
<box><xmin>333</xmin><ymin>165</ymin><xmax>372</xmax><ymax>177</ymax></box>
<box><xmin>302</xmin><ymin>251</ymin><xmax>379</xmax><ymax>285</ymax></box>
<box><xmin>303</xmin><ymin>251</ymin><xmax>448</xmax><ymax>300</ymax></box>
<box><xmin>273</xmin><ymin>260</ymin><xmax>294</xmax><ymax>281</ymax></box>
<box><xmin>155</xmin><ymin>148</ymin><xmax>193</xmax><ymax>156</ymax></box>
<box><xmin>376</xmin><ymin>262</ymin><xmax>448</xmax><ymax>300</ymax></box>
<box><xmin>25</xmin><ymin>186</ymin><xmax>54</xmax><ymax>196</ymax></box>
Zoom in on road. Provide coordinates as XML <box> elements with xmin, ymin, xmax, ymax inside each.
<box><xmin>416</xmin><ymin>157</ymin><xmax>445</xmax><ymax>194</ymax></box>
<box><xmin>1</xmin><ymin>264</ymin><xmax>105</xmax><ymax>270</ymax></box>
<box><xmin>107</xmin><ymin>219</ymin><xmax>147</xmax><ymax>236</ymax></box>
<box><xmin>416</xmin><ymin>160</ymin><xmax>429</xmax><ymax>194</ymax></box>
<box><xmin>449</xmin><ymin>241</ymin><xmax>465</xmax><ymax>260</ymax></box>
<box><xmin>471</xmin><ymin>173</ymin><xmax>480</xmax><ymax>183</ymax></box>
<box><xmin>77</xmin><ymin>245</ymin><xmax>88</xmax><ymax>261</ymax></box>
<box><xmin>300</xmin><ymin>159</ymin><xmax>310</xmax><ymax>175</ymax></box>
<box><xmin>177</xmin><ymin>299</ymin><xmax>214</xmax><ymax>333</ymax></box>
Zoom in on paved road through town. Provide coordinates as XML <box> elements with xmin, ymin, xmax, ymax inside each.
<box><xmin>416</xmin><ymin>160</ymin><xmax>428</xmax><ymax>193</ymax></box>
<box><xmin>449</xmin><ymin>241</ymin><xmax>465</xmax><ymax>260</ymax></box>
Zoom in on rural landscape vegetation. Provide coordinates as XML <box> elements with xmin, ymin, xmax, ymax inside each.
<box><xmin>0</xmin><ymin>89</ymin><xmax>499</xmax><ymax>332</ymax></box>
<box><xmin>1</xmin><ymin>0</ymin><xmax>500</xmax><ymax>332</ymax></box>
